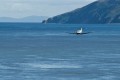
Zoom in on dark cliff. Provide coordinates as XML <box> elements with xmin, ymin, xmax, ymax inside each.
<box><xmin>42</xmin><ymin>0</ymin><xmax>120</xmax><ymax>24</ymax></box>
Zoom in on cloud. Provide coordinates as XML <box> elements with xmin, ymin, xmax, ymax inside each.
<box><xmin>0</xmin><ymin>0</ymin><xmax>97</xmax><ymax>18</ymax></box>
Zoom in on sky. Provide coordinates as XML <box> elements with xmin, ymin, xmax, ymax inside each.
<box><xmin>0</xmin><ymin>0</ymin><xmax>97</xmax><ymax>18</ymax></box>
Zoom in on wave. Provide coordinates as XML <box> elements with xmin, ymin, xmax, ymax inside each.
<box><xmin>0</xmin><ymin>64</ymin><xmax>15</xmax><ymax>70</ymax></box>
<box><xmin>0</xmin><ymin>32</ymin><xmax>71</xmax><ymax>37</ymax></box>
<box><xmin>24</xmin><ymin>55</ymin><xmax>78</xmax><ymax>61</ymax></box>
<box><xmin>44</xmin><ymin>33</ymin><xmax>70</xmax><ymax>36</ymax></box>
<box><xmin>94</xmin><ymin>75</ymin><xmax>116</xmax><ymax>80</ymax></box>
<box><xmin>20</xmin><ymin>63</ymin><xmax>82</xmax><ymax>69</ymax></box>
<box><xmin>47</xmin><ymin>57</ymin><xmax>77</xmax><ymax>61</ymax></box>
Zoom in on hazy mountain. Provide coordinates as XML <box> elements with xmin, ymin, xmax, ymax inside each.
<box><xmin>0</xmin><ymin>16</ymin><xmax>48</xmax><ymax>22</ymax></box>
<box><xmin>42</xmin><ymin>0</ymin><xmax>120</xmax><ymax>24</ymax></box>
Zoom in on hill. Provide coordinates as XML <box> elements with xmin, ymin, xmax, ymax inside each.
<box><xmin>42</xmin><ymin>0</ymin><xmax>120</xmax><ymax>24</ymax></box>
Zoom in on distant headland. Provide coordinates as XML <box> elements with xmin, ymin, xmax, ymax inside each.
<box><xmin>0</xmin><ymin>16</ymin><xmax>48</xmax><ymax>23</ymax></box>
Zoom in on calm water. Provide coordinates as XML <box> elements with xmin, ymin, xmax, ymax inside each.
<box><xmin>0</xmin><ymin>23</ymin><xmax>120</xmax><ymax>80</ymax></box>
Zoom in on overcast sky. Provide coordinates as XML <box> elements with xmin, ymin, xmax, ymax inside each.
<box><xmin>0</xmin><ymin>0</ymin><xmax>97</xmax><ymax>18</ymax></box>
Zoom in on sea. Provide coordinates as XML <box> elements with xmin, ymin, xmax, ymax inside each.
<box><xmin>0</xmin><ymin>23</ymin><xmax>120</xmax><ymax>80</ymax></box>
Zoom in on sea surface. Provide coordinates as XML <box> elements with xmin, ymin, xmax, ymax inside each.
<box><xmin>0</xmin><ymin>23</ymin><xmax>120</xmax><ymax>80</ymax></box>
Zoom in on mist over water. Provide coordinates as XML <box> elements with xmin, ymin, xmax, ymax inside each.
<box><xmin>0</xmin><ymin>23</ymin><xmax>120</xmax><ymax>80</ymax></box>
